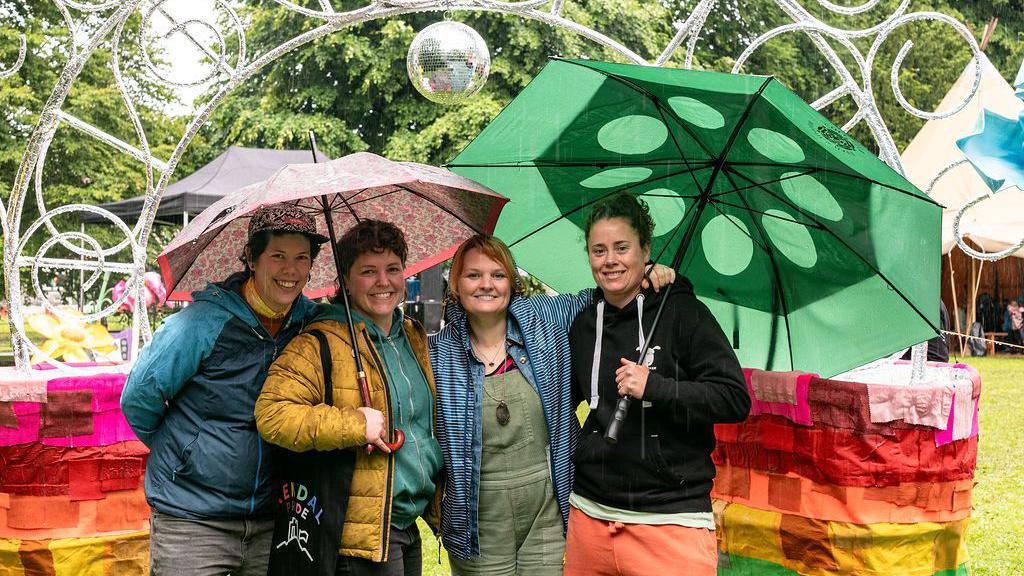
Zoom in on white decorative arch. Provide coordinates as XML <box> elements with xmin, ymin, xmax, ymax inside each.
<box><xmin>1</xmin><ymin>0</ymin><xmax>991</xmax><ymax>373</ymax></box>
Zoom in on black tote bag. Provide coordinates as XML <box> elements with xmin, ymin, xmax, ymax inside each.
<box><xmin>267</xmin><ymin>330</ymin><xmax>356</xmax><ymax>576</ymax></box>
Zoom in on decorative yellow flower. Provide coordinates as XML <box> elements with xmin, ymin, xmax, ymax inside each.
<box><xmin>27</xmin><ymin>308</ymin><xmax>119</xmax><ymax>364</ymax></box>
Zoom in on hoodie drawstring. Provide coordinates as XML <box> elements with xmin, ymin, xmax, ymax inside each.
<box><xmin>589</xmin><ymin>294</ymin><xmax>646</xmax><ymax>410</ymax></box>
<box><xmin>589</xmin><ymin>301</ymin><xmax>604</xmax><ymax>410</ymax></box>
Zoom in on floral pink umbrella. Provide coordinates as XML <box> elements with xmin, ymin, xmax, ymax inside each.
<box><xmin>158</xmin><ymin>151</ymin><xmax>507</xmax><ymax>301</ymax></box>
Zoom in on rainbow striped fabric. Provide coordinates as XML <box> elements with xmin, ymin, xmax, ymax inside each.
<box><xmin>712</xmin><ymin>365</ymin><xmax>980</xmax><ymax>575</ymax></box>
<box><xmin>0</xmin><ymin>368</ymin><xmax>150</xmax><ymax>573</ymax></box>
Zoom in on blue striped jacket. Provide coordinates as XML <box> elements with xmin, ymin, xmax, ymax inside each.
<box><xmin>429</xmin><ymin>290</ymin><xmax>592</xmax><ymax>560</ymax></box>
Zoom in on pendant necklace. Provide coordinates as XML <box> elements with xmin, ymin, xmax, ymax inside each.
<box><xmin>473</xmin><ymin>338</ymin><xmax>510</xmax><ymax>426</ymax></box>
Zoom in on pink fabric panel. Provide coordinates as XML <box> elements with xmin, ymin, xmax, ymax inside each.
<box><xmin>744</xmin><ymin>368</ymin><xmax>814</xmax><ymax>426</ymax></box>
<box><xmin>0</xmin><ymin>372</ymin><xmax>136</xmax><ymax>447</ymax></box>
<box><xmin>866</xmin><ymin>384</ymin><xmax>952</xmax><ymax>428</ymax></box>
<box><xmin>934</xmin><ymin>364</ymin><xmax>981</xmax><ymax>447</ymax></box>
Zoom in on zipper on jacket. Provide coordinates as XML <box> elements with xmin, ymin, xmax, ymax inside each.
<box><xmin>362</xmin><ymin>328</ymin><xmax>396</xmax><ymax>562</ymax></box>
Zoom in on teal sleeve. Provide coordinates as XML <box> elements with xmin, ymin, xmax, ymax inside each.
<box><xmin>120</xmin><ymin>307</ymin><xmax>217</xmax><ymax>445</ymax></box>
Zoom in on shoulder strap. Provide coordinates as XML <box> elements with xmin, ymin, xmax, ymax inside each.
<box><xmin>307</xmin><ymin>329</ymin><xmax>334</xmax><ymax>407</ymax></box>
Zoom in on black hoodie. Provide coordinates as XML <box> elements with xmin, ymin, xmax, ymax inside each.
<box><xmin>568</xmin><ymin>277</ymin><xmax>750</xmax><ymax>513</ymax></box>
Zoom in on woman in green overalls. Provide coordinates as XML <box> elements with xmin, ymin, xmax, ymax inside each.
<box><xmin>429</xmin><ymin>235</ymin><xmax>674</xmax><ymax>575</ymax></box>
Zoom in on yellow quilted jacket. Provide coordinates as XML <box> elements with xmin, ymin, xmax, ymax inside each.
<box><xmin>255</xmin><ymin>317</ymin><xmax>441</xmax><ymax>562</ymax></box>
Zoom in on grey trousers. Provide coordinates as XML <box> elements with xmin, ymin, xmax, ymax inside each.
<box><xmin>149</xmin><ymin>510</ymin><xmax>275</xmax><ymax>576</ymax></box>
<box><xmin>335</xmin><ymin>523</ymin><xmax>422</xmax><ymax>576</ymax></box>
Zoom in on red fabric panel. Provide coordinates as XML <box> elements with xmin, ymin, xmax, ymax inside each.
<box><xmin>779</xmin><ymin>514</ymin><xmax>838</xmax><ymax>570</ymax></box>
<box><xmin>99</xmin><ymin>457</ymin><xmax>144</xmax><ymax>492</ymax></box>
<box><xmin>0</xmin><ymin>402</ymin><xmax>17</xmax><ymax>429</ymax></box>
<box><xmin>67</xmin><ymin>459</ymin><xmax>104</xmax><ymax>501</ymax></box>
<box><xmin>19</xmin><ymin>538</ymin><xmax>56</xmax><ymax>576</ymax></box>
<box><xmin>767</xmin><ymin>474</ymin><xmax>802</xmax><ymax>512</ymax></box>
<box><xmin>39</xmin><ymin>390</ymin><xmax>93</xmax><ymax>438</ymax></box>
<box><xmin>0</xmin><ymin>444</ymin><xmax>69</xmax><ymax>496</ymax></box>
<box><xmin>712</xmin><ymin>415</ymin><xmax>977</xmax><ymax>486</ymax></box>
<box><xmin>0</xmin><ymin>442</ymin><xmax>148</xmax><ymax>497</ymax></box>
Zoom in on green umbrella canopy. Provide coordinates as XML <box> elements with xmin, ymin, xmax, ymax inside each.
<box><xmin>449</xmin><ymin>58</ymin><xmax>941</xmax><ymax>378</ymax></box>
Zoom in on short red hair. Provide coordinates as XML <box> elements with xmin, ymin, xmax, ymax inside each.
<box><xmin>448</xmin><ymin>235</ymin><xmax>523</xmax><ymax>302</ymax></box>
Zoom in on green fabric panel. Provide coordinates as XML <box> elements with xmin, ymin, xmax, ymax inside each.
<box><xmin>719</xmin><ymin>555</ymin><xmax>971</xmax><ymax>576</ymax></box>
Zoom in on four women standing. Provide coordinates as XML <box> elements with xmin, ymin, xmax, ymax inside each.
<box><xmin>127</xmin><ymin>195</ymin><xmax>749</xmax><ymax>575</ymax></box>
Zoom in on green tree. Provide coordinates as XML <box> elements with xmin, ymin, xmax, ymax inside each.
<box><xmin>202</xmin><ymin>0</ymin><xmax>674</xmax><ymax>165</ymax></box>
<box><xmin>1</xmin><ymin>1</ymin><xmax>198</xmax><ymax>303</ymax></box>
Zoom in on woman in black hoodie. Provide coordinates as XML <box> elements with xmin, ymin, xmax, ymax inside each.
<box><xmin>564</xmin><ymin>194</ymin><xmax>751</xmax><ymax>576</ymax></box>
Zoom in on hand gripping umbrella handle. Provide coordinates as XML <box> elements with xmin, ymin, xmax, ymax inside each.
<box><xmin>604</xmin><ymin>279</ymin><xmax>678</xmax><ymax>444</ymax></box>
<box><xmin>604</xmin><ymin>397</ymin><xmax>631</xmax><ymax>444</ymax></box>
<box><xmin>358</xmin><ymin>374</ymin><xmax>405</xmax><ymax>454</ymax></box>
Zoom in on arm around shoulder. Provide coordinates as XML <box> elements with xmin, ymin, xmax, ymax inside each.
<box><xmin>528</xmin><ymin>288</ymin><xmax>594</xmax><ymax>331</ymax></box>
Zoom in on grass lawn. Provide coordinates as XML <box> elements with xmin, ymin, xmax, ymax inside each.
<box><xmin>961</xmin><ymin>355</ymin><xmax>1024</xmax><ymax>576</ymax></box>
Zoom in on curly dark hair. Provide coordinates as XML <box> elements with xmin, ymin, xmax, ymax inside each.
<box><xmin>583</xmin><ymin>193</ymin><xmax>655</xmax><ymax>248</ymax></box>
<box><xmin>335</xmin><ymin>219</ymin><xmax>408</xmax><ymax>278</ymax></box>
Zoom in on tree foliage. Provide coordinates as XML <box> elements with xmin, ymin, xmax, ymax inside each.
<box><xmin>2</xmin><ymin>0</ymin><xmax>1021</xmax><ymax>301</ymax></box>
<box><xmin>201</xmin><ymin>0</ymin><xmax>1022</xmax><ymax>165</ymax></box>
<box><xmin>0</xmin><ymin>1</ymin><xmax>199</xmax><ymax>301</ymax></box>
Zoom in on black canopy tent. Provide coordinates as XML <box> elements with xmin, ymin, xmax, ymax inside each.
<box><xmin>80</xmin><ymin>146</ymin><xmax>328</xmax><ymax>225</ymax></box>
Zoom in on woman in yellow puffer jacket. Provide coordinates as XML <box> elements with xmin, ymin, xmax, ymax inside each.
<box><xmin>256</xmin><ymin>220</ymin><xmax>441</xmax><ymax>575</ymax></box>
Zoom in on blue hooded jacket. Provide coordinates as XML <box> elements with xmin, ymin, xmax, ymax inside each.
<box><xmin>121</xmin><ymin>272</ymin><xmax>318</xmax><ymax>519</ymax></box>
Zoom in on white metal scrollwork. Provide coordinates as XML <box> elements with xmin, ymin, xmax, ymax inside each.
<box><xmin>1</xmin><ymin>0</ymin><xmax>991</xmax><ymax>373</ymax></box>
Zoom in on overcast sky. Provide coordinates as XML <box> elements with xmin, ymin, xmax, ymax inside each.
<box><xmin>151</xmin><ymin>1</ymin><xmax>220</xmax><ymax>116</ymax></box>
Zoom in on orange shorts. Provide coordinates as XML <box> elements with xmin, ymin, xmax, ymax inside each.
<box><xmin>563</xmin><ymin>506</ymin><xmax>718</xmax><ymax>576</ymax></box>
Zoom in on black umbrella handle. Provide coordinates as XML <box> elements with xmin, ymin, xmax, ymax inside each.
<box><xmin>604</xmin><ymin>280</ymin><xmax>677</xmax><ymax>444</ymax></box>
<box><xmin>604</xmin><ymin>397</ymin><xmax>631</xmax><ymax>444</ymax></box>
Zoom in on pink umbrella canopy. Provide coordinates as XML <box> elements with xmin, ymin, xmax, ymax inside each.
<box><xmin>158</xmin><ymin>152</ymin><xmax>507</xmax><ymax>301</ymax></box>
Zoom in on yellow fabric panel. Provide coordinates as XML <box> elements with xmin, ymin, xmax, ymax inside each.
<box><xmin>49</xmin><ymin>531</ymin><xmax>149</xmax><ymax>576</ymax></box>
<box><xmin>720</xmin><ymin>500</ymin><xmax>785</xmax><ymax>565</ymax></box>
<box><xmin>717</xmin><ymin>502</ymin><xmax>970</xmax><ymax>576</ymax></box>
<box><xmin>50</xmin><ymin>534</ymin><xmax>107</xmax><ymax>576</ymax></box>
<box><xmin>0</xmin><ymin>538</ymin><xmax>24</xmax><ymax>576</ymax></box>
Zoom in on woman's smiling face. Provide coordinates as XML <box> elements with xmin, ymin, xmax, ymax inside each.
<box><xmin>586</xmin><ymin>217</ymin><xmax>651</xmax><ymax>308</ymax></box>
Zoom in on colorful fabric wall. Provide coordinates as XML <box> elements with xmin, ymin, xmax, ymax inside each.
<box><xmin>0</xmin><ymin>368</ymin><xmax>149</xmax><ymax>574</ymax></box>
<box><xmin>712</xmin><ymin>365</ymin><xmax>980</xmax><ymax>576</ymax></box>
<box><xmin>0</xmin><ymin>362</ymin><xmax>981</xmax><ymax>574</ymax></box>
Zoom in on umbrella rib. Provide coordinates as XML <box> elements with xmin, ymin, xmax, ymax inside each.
<box><xmin>335</xmin><ymin>188</ymin><xmax>363</xmax><ymax>224</ymax></box>
<box><xmin>704</xmin><ymin>197</ymin><xmax>773</xmax><ymax>256</ymax></box>
<box><xmin>727</xmin><ymin>168</ymin><xmax>941</xmax><ymax>335</ymax></box>
<box><xmin>712</xmin><ymin>199</ymin><xmax>826</xmax><ymax>230</ymax></box>
<box><xmin>709</xmin><ymin>167</ymin><xmax>819</xmax><ymax>200</ymax></box>
<box><xmin>558</xmin><ymin>58</ymin><xmax>718</xmax><ymax>159</ymax></box>
<box><xmin>392</xmin><ymin>184</ymin><xmax>486</xmax><ymax>236</ymax></box>
<box><xmin>722</xmin><ymin>169</ymin><xmax>795</xmax><ymax>371</ymax></box>
<box><xmin>726</xmin><ymin>162</ymin><xmax>943</xmax><ymax>207</ymax></box>
<box><xmin>506</xmin><ymin>163</ymin><xmax>712</xmax><ymax>248</ymax></box>
<box><xmin>652</xmin><ymin>90</ymin><xmax>712</xmax><ymax>203</ymax></box>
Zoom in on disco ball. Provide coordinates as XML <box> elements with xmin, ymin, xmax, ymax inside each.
<box><xmin>406</xmin><ymin>21</ymin><xmax>490</xmax><ymax>105</ymax></box>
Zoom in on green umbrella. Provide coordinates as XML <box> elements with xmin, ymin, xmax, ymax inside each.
<box><xmin>449</xmin><ymin>58</ymin><xmax>941</xmax><ymax>378</ymax></box>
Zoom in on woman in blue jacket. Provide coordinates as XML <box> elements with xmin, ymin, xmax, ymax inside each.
<box><xmin>429</xmin><ymin>235</ymin><xmax>672</xmax><ymax>575</ymax></box>
<box><xmin>121</xmin><ymin>204</ymin><xmax>326</xmax><ymax>576</ymax></box>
